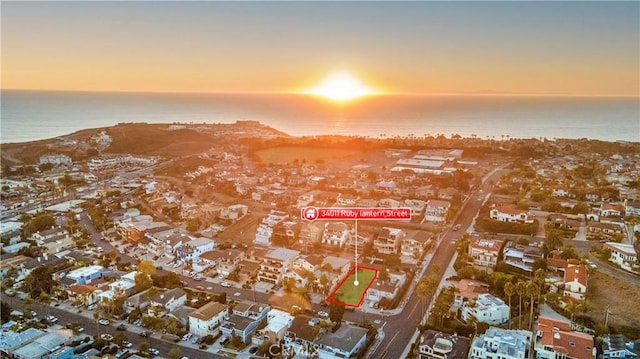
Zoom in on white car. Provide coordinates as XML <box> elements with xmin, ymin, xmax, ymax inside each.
<box><xmin>98</xmin><ymin>319</ymin><xmax>110</xmax><ymax>325</ymax></box>
<box><xmin>149</xmin><ymin>348</ymin><xmax>160</xmax><ymax>356</ymax></box>
<box><xmin>317</xmin><ymin>311</ymin><xmax>329</xmax><ymax>318</ymax></box>
<box><xmin>47</xmin><ymin>315</ymin><xmax>58</xmax><ymax>323</ymax></box>
<box><xmin>221</xmin><ymin>282</ymin><xmax>232</xmax><ymax>288</ymax></box>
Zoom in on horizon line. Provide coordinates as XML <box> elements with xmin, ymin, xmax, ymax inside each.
<box><xmin>1</xmin><ymin>88</ymin><xmax>639</xmax><ymax>98</ymax></box>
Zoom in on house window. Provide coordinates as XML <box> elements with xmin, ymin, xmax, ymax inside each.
<box><xmin>569</xmin><ymin>342</ymin><xmax>575</xmax><ymax>347</ymax></box>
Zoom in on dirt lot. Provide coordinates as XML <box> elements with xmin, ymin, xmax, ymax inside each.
<box><xmin>587</xmin><ymin>271</ymin><xmax>640</xmax><ymax>336</ymax></box>
<box><xmin>253</xmin><ymin>146</ymin><xmax>366</xmax><ymax>165</ymax></box>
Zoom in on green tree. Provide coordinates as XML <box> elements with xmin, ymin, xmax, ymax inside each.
<box><xmin>23</xmin><ymin>266</ymin><xmax>54</xmax><ymax>299</ymax></box>
<box><xmin>139</xmin><ymin>340</ymin><xmax>150</xmax><ymax>354</ymax></box>
<box><xmin>526</xmin><ymin>282</ymin><xmax>539</xmax><ymax>330</ymax></box>
<box><xmin>515</xmin><ymin>281</ymin><xmax>527</xmax><ymax>329</ymax></box>
<box><xmin>503</xmin><ymin>282</ymin><xmax>515</xmax><ymax>329</ymax></box>
<box><xmin>134</xmin><ymin>273</ymin><xmax>153</xmax><ymax>292</ymax></box>
<box><xmin>1</xmin><ymin>301</ymin><xmax>11</xmax><ymax>323</ymax></box>
<box><xmin>168</xmin><ymin>347</ymin><xmax>182</xmax><ymax>359</ymax></box>
<box><xmin>328</xmin><ymin>303</ymin><xmax>345</xmax><ymax>324</ymax></box>
<box><xmin>416</xmin><ymin>274</ymin><xmax>439</xmax><ymax>325</ymax></box>
<box><xmin>138</xmin><ymin>261</ymin><xmax>157</xmax><ymax>276</ymax></box>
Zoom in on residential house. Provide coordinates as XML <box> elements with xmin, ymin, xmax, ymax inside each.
<box><xmin>547</xmin><ymin>250</ymin><xmax>568</xmax><ymax>273</ymax></box>
<box><xmin>453</xmin><ymin>279</ymin><xmax>490</xmax><ymax>308</ymax></box>
<box><xmin>148</xmin><ymin>288</ymin><xmax>187</xmax><ymax>317</ymax></box>
<box><xmin>379</xmin><ymin>198</ymin><xmax>401</xmax><ymax>208</ymax></box>
<box><xmin>563</xmin><ymin>264</ymin><xmax>588</xmax><ymax>300</ymax></box>
<box><xmin>254</xmin><ymin>210</ymin><xmax>288</xmax><ymax>246</ymax></box>
<box><xmin>200</xmin><ymin>249</ymin><xmax>245</xmax><ymax>277</ymax></box>
<box><xmin>401</xmin><ymin>231</ymin><xmax>431</xmax><ymax>258</ymax></box>
<box><xmin>404</xmin><ymin>199</ymin><xmax>427</xmax><ymax>218</ymax></box>
<box><xmin>437</xmin><ymin>187</ymin><xmax>458</xmax><ymax>201</ymax></box>
<box><xmin>219</xmin><ymin>204</ymin><xmax>249</xmax><ymax>222</ymax></box>
<box><xmin>262</xmin><ymin>309</ymin><xmax>294</xmax><ymax>343</ymax></box>
<box><xmin>547</xmin><ymin>214</ymin><xmax>581</xmax><ymax>231</ymax></box>
<box><xmin>535</xmin><ymin>315</ymin><xmax>595</xmax><ymax>359</ymax></box>
<box><xmin>299</xmin><ymin>221</ymin><xmax>325</xmax><ymax>246</ymax></box>
<box><xmin>468</xmin><ymin>237</ymin><xmax>504</xmax><ymax>269</ymax></box>
<box><xmin>586</xmin><ymin>221</ymin><xmax>624</xmax><ymax>239</ymax></box>
<box><xmin>336</xmin><ymin>194</ymin><xmax>359</xmax><ymax>206</ymax></box>
<box><xmin>424</xmin><ymin>200</ymin><xmax>451</xmax><ymax>223</ymax></box>
<box><xmin>221</xmin><ymin>300</ymin><xmax>270</xmax><ymax>343</ymax></box>
<box><xmin>604</xmin><ymin>242</ymin><xmax>638</xmax><ymax>273</ymax></box>
<box><xmin>461</xmin><ymin>293</ymin><xmax>510</xmax><ymax>325</ymax></box>
<box><xmin>257</xmin><ymin>247</ymin><xmax>300</xmax><ymax>285</ymax></box>
<box><xmin>284</xmin><ymin>315</ymin><xmax>319</xmax><ymax>356</ymax></box>
<box><xmin>600</xmin><ymin>334</ymin><xmax>640</xmax><ymax>359</ymax></box>
<box><xmin>189</xmin><ymin>302</ymin><xmax>229</xmax><ymax>338</ymax></box>
<box><xmin>490</xmin><ymin>204</ymin><xmax>534</xmax><ymax>224</ymax></box>
<box><xmin>66</xmin><ymin>265</ymin><xmax>104</xmax><ymax>285</ymax></box>
<box><xmin>469</xmin><ymin>327</ymin><xmax>532</xmax><ymax>359</ymax></box>
<box><xmin>175</xmin><ymin>237</ymin><xmax>216</xmax><ymax>263</ymax></box>
<box><xmin>624</xmin><ymin>199</ymin><xmax>640</xmax><ymax>217</ymax></box>
<box><xmin>417</xmin><ymin>330</ymin><xmax>471</xmax><ymax>359</ymax></box>
<box><xmin>415</xmin><ymin>185</ymin><xmax>437</xmax><ymax>199</ymax></box>
<box><xmin>116</xmin><ymin>215</ymin><xmax>168</xmax><ymax>243</ymax></box>
<box><xmin>373</xmin><ymin>227</ymin><xmax>404</xmax><ymax>255</ymax></box>
<box><xmin>322</xmin><ymin>222</ymin><xmax>351</xmax><ymax>247</ymax></box>
<box><xmin>503</xmin><ymin>242</ymin><xmax>545</xmax><ymax>273</ymax></box>
<box><xmin>374</xmin><ymin>180</ymin><xmax>397</xmax><ymax>195</ymax></box>
<box><xmin>315</xmin><ymin>324</ymin><xmax>368</xmax><ymax>359</ymax></box>
<box><xmin>67</xmin><ymin>284</ymin><xmax>102</xmax><ymax>307</ymax></box>
<box><xmin>600</xmin><ymin>203</ymin><xmax>623</xmax><ymax>217</ymax></box>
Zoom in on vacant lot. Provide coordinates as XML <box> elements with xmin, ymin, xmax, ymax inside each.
<box><xmin>328</xmin><ymin>267</ymin><xmax>377</xmax><ymax>307</ymax></box>
<box><xmin>253</xmin><ymin>146</ymin><xmax>366</xmax><ymax>165</ymax></box>
<box><xmin>587</xmin><ymin>271</ymin><xmax>640</xmax><ymax>336</ymax></box>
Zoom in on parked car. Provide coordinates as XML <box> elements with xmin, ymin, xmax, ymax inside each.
<box><xmin>47</xmin><ymin>315</ymin><xmax>58</xmax><ymax>323</ymax></box>
<box><xmin>220</xmin><ymin>282</ymin><xmax>232</xmax><ymax>288</ymax></box>
<box><xmin>317</xmin><ymin>311</ymin><xmax>329</xmax><ymax>318</ymax></box>
<box><xmin>98</xmin><ymin>319</ymin><xmax>110</xmax><ymax>325</ymax></box>
<box><xmin>116</xmin><ymin>324</ymin><xmax>127</xmax><ymax>331</ymax></box>
<box><xmin>149</xmin><ymin>348</ymin><xmax>160</xmax><ymax>356</ymax></box>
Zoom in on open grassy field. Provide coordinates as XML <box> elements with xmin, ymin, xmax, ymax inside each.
<box><xmin>587</xmin><ymin>271</ymin><xmax>640</xmax><ymax>337</ymax></box>
<box><xmin>328</xmin><ymin>267</ymin><xmax>378</xmax><ymax>307</ymax></box>
<box><xmin>253</xmin><ymin>146</ymin><xmax>366</xmax><ymax>165</ymax></box>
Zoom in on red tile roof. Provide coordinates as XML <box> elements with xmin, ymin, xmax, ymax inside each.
<box><xmin>564</xmin><ymin>265</ymin><xmax>588</xmax><ymax>286</ymax></box>
<box><xmin>538</xmin><ymin>316</ymin><xmax>594</xmax><ymax>359</ymax></box>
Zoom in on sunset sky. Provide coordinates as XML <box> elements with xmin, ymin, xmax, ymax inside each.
<box><xmin>2</xmin><ymin>1</ymin><xmax>638</xmax><ymax>96</ymax></box>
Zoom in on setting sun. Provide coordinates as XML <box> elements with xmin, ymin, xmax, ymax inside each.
<box><xmin>304</xmin><ymin>71</ymin><xmax>378</xmax><ymax>102</ymax></box>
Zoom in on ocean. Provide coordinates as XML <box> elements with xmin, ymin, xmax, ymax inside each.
<box><xmin>1</xmin><ymin>90</ymin><xmax>638</xmax><ymax>144</ymax></box>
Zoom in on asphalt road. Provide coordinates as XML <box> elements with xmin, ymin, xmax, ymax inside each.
<box><xmin>370</xmin><ymin>168</ymin><xmax>508</xmax><ymax>358</ymax></box>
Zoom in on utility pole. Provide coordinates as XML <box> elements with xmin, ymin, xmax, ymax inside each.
<box><xmin>605</xmin><ymin>305</ymin><xmax>610</xmax><ymax>328</ymax></box>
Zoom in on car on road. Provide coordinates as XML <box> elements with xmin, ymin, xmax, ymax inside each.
<box><xmin>140</xmin><ymin>330</ymin><xmax>150</xmax><ymax>337</ymax></box>
<box><xmin>98</xmin><ymin>319</ymin><xmax>110</xmax><ymax>325</ymax></box>
<box><xmin>453</xmin><ymin>224</ymin><xmax>461</xmax><ymax>231</ymax></box>
<box><xmin>122</xmin><ymin>341</ymin><xmax>132</xmax><ymax>348</ymax></box>
<box><xmin>47</xmin><ymin>316</ymin><xmax>58</xmax><ymax>323</ymax></box>
<box><xmin>101</xmin><ymin>333</ymin><xmax>114</xmax><ymax>341</ymax></box>
<box><xmin>116</xmin><ymin>324</ymin><xmax>127</xmax><ymax>331</ymax></box>
<box><xmin>221</xmin><ymin>281</ymin><xmax>232</xmax><ymax>288</ymax></box>
<box><xmin>149</xmin><ymin>348</ymin><xmax>160</xmax><ymax>356</ymax></box>
<box><xmin>195</xmin><ymin>285</ymin><xmax>205</xmax><ymax>291</ymax></box>
<box><xmin>75</xmin><ymin>327</ymin><xmax>84</xmax><ymax>333</ymax></box>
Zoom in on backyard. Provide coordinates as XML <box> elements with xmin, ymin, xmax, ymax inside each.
<box><xmin>327</xmin><ymin>267</ymin><xmax>378</xmax><ymax>307</ymax></box>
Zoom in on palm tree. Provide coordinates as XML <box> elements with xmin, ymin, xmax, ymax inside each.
<box><xmin>516</xmin><ymin>281</ymin><xmax>527</xmax><ymax>329</ymax></box>
<box><xmin>504</xmin><ymin>282</ymin><xmax>515</xmax><ymax>329</ymax></box>
<box><xmin>526</xmin><ymin>282</ymin><xmax>539</xmax><ymax>330</ymax></box>
<box><xmin>416</xmin><ymin>274</ymin><xmax>438</xmax><ymax>326</ymax></box>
